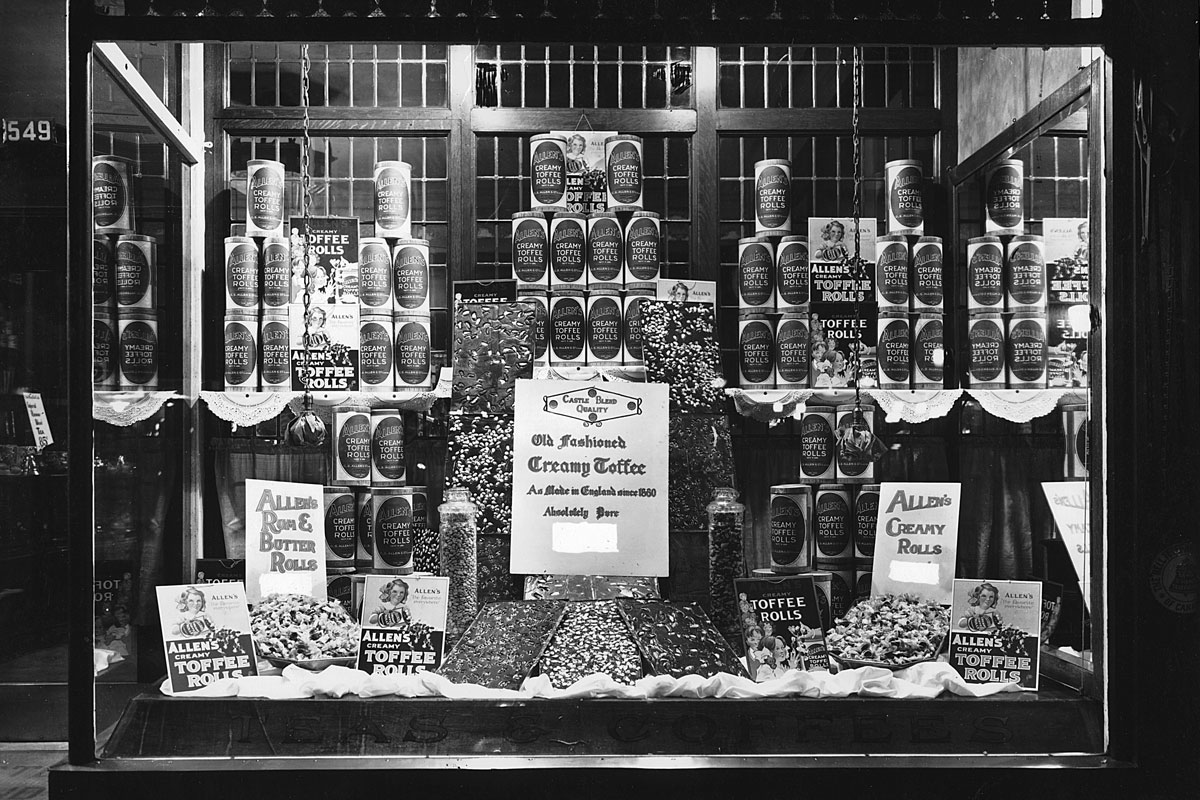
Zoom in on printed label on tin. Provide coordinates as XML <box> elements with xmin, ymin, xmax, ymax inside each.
<box><xmin>224</xmin><ymin>321</ymin><xmax>257</xmax><ymax>386</ymax></box>
<box><xmin>337</xmin><ymin>412</ymin><xmax>372</xmax><ymax>480</ymax></box>
<box><xmin>1008</xmin><ymin>240</ymin><xmax>1046</xmax><ymax>306</ymax></box>
<box><xmin>93</xmin><ymin>241</ymin><xmax>112</xmax><ymax>305</ymax></box>
<box><xmin>775</xmin><ymin>317</ymin><xmax>810</xmax><ymax>385</ymax></box>
<box><xmin>914</xmin><ymin>318</ymin><xmax>944</xmax><ymax>384</ymax></box>
<box><xmin>587</xmin><ymin>217</ymin><xmax>623</xmax><ymax>283</ymax></box>
<box><xmin>115</xmin><ymin>241</ymin><xmax>151</xmax><ymax>306</ymax></box>
<box><xmin>625</xmin><ymin>217</ymin><xmax>660</xmax><ymax>282</ymax></box>
<box><xmin>375</xmin><ymin>495</ymin><xmax>414</xmax><ymax>568</ymax></box>
<box><xmin>739</xmin><ymin>241</ymin><xmax>775</xmax><ymax>307</ymax></box>
<box><xmin>93</xmin><ymin>161</ymin><xmax>127</xmax><ymax>229</ymax></box>
<box><xmin>776</xmin><ymin>241</ymin><xmax>809</xmax><ymax>307</ymax></box>
<box><xmin>249</xmin><ymin>164</ymin><xmax>285</xmax><ymax>232</ymax></box>
<box><xmin>393</xmin><ymin>244</ymin><xmax>429</xmax><ymax>312</ymax></box>
<box><xmin>371</xmin><ymin>415</ymin><xmax>406</xmax><ymax>482</ymax></box>
<box><xmin>770</xmin><ymin>495</ymin><xmax>805</xmax><ymax>566</ymax></box>
<box><xmin>878</xmin><ymin>317</ymin><xmax>911</xmax><ymax>384</ymax></box>
<box><xmin>325</xmin><ymin>492</ymin><xmax>358</xmax><ymax>560</ymax></box>
<box><xmin>375</xmin><ymin>165</ymin><xmax>411</xmax><ymax>231</ymax></box>
<box><xmin>836</xmin><ymin>409</ymin><xmax>872</xmax><ymax>478</ymax></box>
<box><xmin>739</xmin><ymin>319</ymin><xmax>774</xmax><ymax>385</ymax></box>
<box><xmin>623</xmin><ymin>295</ymin><xmax>648</xmax><ymax>363</ymax></box>
<box><xmin>913</xmin><ymin>243</ymin><xmax>943</xmax><ymax>307</ymax></box>
<box><xmin>359</xmin><ymin>319</ymin><xmax>394</xmax><ymax>387</ymax></box>
<box><xmin>532</xmin><ymin>141</ymin><xmax>567</xmax><ymax>205</ymax></box>
<box><xmin>986</xmin><ymin>163</ymin><xmax>1024</xmax><ymax>231</ymax></box>
<box><xmin>513</xmin><ymin>218</ymin><xmax>549</xmax><ymax>283</ymax></box>
<box><xmin>262</xmin><ymin>241</ymin><xmax>291</xmax><ymax>307</ymax></box>
<box><xmin>358</xmin><ymin>493</ymin><xmax>374</xmax><ymax>559</ymax></box>
<box><xmin>550</xmin><ymin>296</ymin><xmax>585</xmax><ymax>362</ymax></box>
<box><xmin>968</xmin><ymin>318</ymin><xmax>1004</xmax><ymax>383</ymax></box>
<box><xmin>968</xmin><ymin>242</ymin><xmax>1004</xmax><ymax>307</ymax></box>
<box><xmin>394</xmin><ymin>320</ymin><xmax>431</xmax><ymax>386</ymax></box>
<box><xmin>551</xmin><ymin>219</ymin><xmax>586</xmax><ymax>284</ymax></box>
<box><xmin>755</xmin><ymin>164</ymin><xmax>791</xmax><ymax>231</ymax></box>
<box><xmin>889</xmin><ymin>165</ymin><xmax>924</xmax><ymax>230</ymax></box>
<box><xmin>226</xmin><ymin>241</ymin><xmax>259</xmax><ymax>308</ymax></box>
<box><xmin>359</xmin><ymin>242</ymin><xmax>392</xmax><ymax>308</ymax></box>
<box><xmin>876</xmin><ymin>241</ymin><xmax>909</xmax><ymax>306</ymax></box>
<box><xmin>855</xmin><ymin>491</ymin><xmax>878</xmax><ymax>557</ymax></box>
<box><xmin>607</xmin><ymin>140</ymin><xmax>642</xmax><ymax>205</ymax></box>
<box><xmin>93</xmin><ymin>319</ymin><xmax>115</xmax><ymax>383</ymax></box>
<box><xmin>816</xmin><ymin>492</ymin><xmax>851</xmax><ymax>558</ymax></box>
<box><xmin>260</xmin><ymin>319</ymin><xmax>291</xmax><ymax>386</ymax></box>
<box><xmin>800</xmin><ymin>413</ymin><xmax>835</xmax><ymax>478</ymax></box>
<box><xmin>1008</xmin><ymin>318</ymin><xmax>1047</xmax><ymax>383</ymax></box>
<box><xmin>520</xmin><ymin>296</ymin><xmax>549</xmax><ymax>361</ymax></box>
<box><xmin>119</xmin><ymin>321</ymin><xmax>157</xmax><ymax>385</ymax></box>
<box><xmin>587</xmin><ymin>295</ymin><xmax>622</xmax><ymax>362</ymax></box>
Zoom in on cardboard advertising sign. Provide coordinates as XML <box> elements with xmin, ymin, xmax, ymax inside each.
<box><xmin>156</xmin><ymin>582</ymin><xmax>258</xmax><ymax>693</ymax></box>
<box><xmin>948</xmin><ymin>578</ymin><xmax>1042</xmax><ymax>690</ymax></box>
<box><xmin>870</xmin><ymin>482</ymin><xmax>961</xmax><ymax>604</ymax></box>
<box><xmin>244</xmin><ymin>479</ymin><xmax>327</xmax><ymax>604</ymax></box>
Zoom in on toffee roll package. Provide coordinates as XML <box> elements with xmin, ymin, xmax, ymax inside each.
<box><xmin>604</xmin><ymin>134</ymin><xmax>644</xmax><ymax>210</ymax></box>
<box><xmin>800</xmin><ymin>405</ymin><xmax>837</xmax><ymax>482</ymax></box>
<box><xmin>911</xmin><ymin>235</ymin><xmax>944</xmax><ymax>312</ymax></box>
<box><xmin>966</xmin><ymin>311</ymin><xmax>1006</xmax><ymax>388</ymax></box>
<box><xmin>586</xmin><ymin>211</ymin><xmax>623</xmax><ymax>288</ymax></box>
<box><xmin>323</xmin><ymin>487</ymin><xmax>357</xmax><ymax>573</ymax></box>
<box><xmin>393</xmin><ymin>314</ymin><xmax>432</xmax><ymax>388</ymax></box>
<box><xmin>985</xmin><ymin>157</ymin><xmax>1025</xmax><ymax>235</ymax></box>
<box><xmin>260</xmin><ymin>311</ymin><xmax>290</xmax><ymax>391</ymax></box>
<box><xmin>529</xmin><ymin>134</ymin><xmax>568</xmax><ymax>212</ymax></box>
<box><xmin>623</xmin><ymin>211</ymin><xmax>661</xmax><ymax>288</ymax></box>
<box><xmin>770</xmin><ymin>484</ymin><xmax>814</xmax><ymax>573</ymax></box>
<box><xmin>549</xmin><ymin>212</ymin><xmax>587</xmax><ymax>291</ymax></box>
<box><xmin>775</xmin><ymin>234</ymin><xmax>810</xmax><ymax>312</ymax></box>
<box><xmin>774</xmin><ymin>313</ymin><xmax>810</xmax><ymax>390</ymax></box>
<box><xmin>754</xmin><ymin>158</ymin><xmax>792</xmax><ymax>237</ymax></box>
<box><xmin>93</xmin><ymin>309</ymin><xmax>118</xmax><ymax>389</ymax></box>
<box><xmin>391</xmin><ymin>238</ymin><xmax>431</xmax><ymax>316</ymax></box>
<box><xmin>359</xmin><ymin>312</ymin><xmax>395</xmax><ymax>393</ymax></box>
<box><xmin>223</xmin><ymin>311</ymin><xmax>259</xmax><ymax>391</ymax></box>
<box><xmin>369</xmin><ymin>408</ymin><xmax>406</xmax><ymax>487</ymax></box>
<box><xmin>117</xmin><ymin>311</ymin><xmax>158</xmax><ymax>390</ymax></box>
<box><xmin>967</xmin><ymin>235</ymin><xmax>1005</xmax><ymax>311</ymax></box>
<box><xmin>738</xmin><ymin>316</ymin><xmax>776</xmax><ymax>389</ymax></box>
<box><xmin>885</xmin><ymin>158</ymin><xmax>924</xmax><ymax>235</ymax></box>
<box><xmin>261</xmin><ymin>235</ymin><xmax>291</xmax><ymax>309</ymax></box>
<box><xmin>876</xmin><ymin>310</ymin><xmax>912</xmax><ymax>389</ymax></box>
<box><xmin>331</xmin><ymin>404</ymin><xmax>372</xmax><ymax>487</ymax></box>
<box><xmin>511</xmin><ymin>210</ymin><xmax>550</xmax><ymax>288</ymax></box>
<box><xmin>358</xmin><ymin>237</ymin><xmax>393</xmax><ymax>313</ymax></box>
<box><xmin>374</xmin><ymin>160</ymin><xmax>413</xmax><ymax>239</ymax></box>
<box><xmin>93</xmin><ymin>155</ymin><xmax>136</xmax><ymax>235</ymax></box>
<box><xmin>223</xmin><ymin>236</ymin><xmax>259</xmax><ymax>312</ymax></box>
<box><xmin>814</xmin><ymin>484</ymin><xmax>853</xmax><ymax>560</ymax></box>
<box><xmin>737</xmin><ymin>236</ymin><xmax>776</xmax><ymax>316</ymax></box>
<box><xmin>245</xmin><ymin>158</ymin><xmax>286</xmax><ymax>238</ymax></box>
<box><xmin>115</xmin><ymin>234</ymin><xmax>157</xmax><ymax>311</ymax></box>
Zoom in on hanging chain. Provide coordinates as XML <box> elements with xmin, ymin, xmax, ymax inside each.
<box><xmin>850</xmin><ymin>45</ymin><xmax>864</xmax><ymax>408</ymax></box>
<box><xmin>300</xmin><ymin>43</ymin><xmax>315</xmax><ymax>405</ymax></box>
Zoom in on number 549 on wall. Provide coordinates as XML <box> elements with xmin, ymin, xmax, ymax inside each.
<box><xmin>1</xmin><ymin>119</ymin><xmax>57</xmax><ymax>143</ymax></box>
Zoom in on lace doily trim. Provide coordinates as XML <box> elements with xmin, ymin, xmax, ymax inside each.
<box><xmin>725</xmin><ymin>388</ymin><xmax>814</xmax><ymax>425</ymax></box>
<box><xmin>200</xmin><ymin>390</ymin><xmax>295</xmax><ymax>428</ymax></box>
<box><xmin>534</xmin><ymin>365</ymin><xmax>648</xmax><ymax>383</ymax></box>
<box><xmin>865</xmin><ymin>389</ymin><xmax>965</xmax><ymax>424</ymax></box>
<box><xmin>200</xmin><ymin>390</ymin><xmax>439</xmax><ymax>428</ymax></box>
<box><xmin>967</xmin><ymin>389</ymin><xmax>1075</xmax><ymax>423</ymax></box>
<box><xmin>94</xmin><ymin>391</ymin><xmax>185</xmax><ymax>427</ymax></box>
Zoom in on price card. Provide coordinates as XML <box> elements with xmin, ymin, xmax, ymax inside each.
<box><xmin>23</xmin><ymin>392</ymin><xmax>53</xmax><ymax>450</ymax></box>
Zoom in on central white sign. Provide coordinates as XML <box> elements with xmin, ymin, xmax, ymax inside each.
<box><xmin>510</xmin><ymin>379</ymin><xmax>669</xmax><ymax>577</ymax></box>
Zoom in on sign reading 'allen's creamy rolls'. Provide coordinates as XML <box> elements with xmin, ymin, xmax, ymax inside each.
<box><xmin>530</xmin><ymin>135</ymin><xmax>568</xmax><ymax>210</ymax></box>
<box><xmin>586</xmin><ymin>291</ymin><xmax>623</xmax><ymax>366</ymax></box>
<box><xmin>624</xmin><ymin>212</ymin><xmax>660</xmax><ymax>285</ymax></box>
<box><xmin>912</xmin><ymin>236</ymin><xmax>943</xmax><ymax>311</ymax></box>
<box><xmin>775</xmin><ymin>235</ymin><xmax>809</xmax><ymax>311</ymax></box>
<box><xmin>391</xmin><ymin>239</ymin><xmax>430</xmax><ymax>315</ymax></box>
<box><xmin>549</xmin><ymin>293</ymin><xmax>585</xmax><ymax>366</ymax></box>
<box><xmin>738</xmin><ymin>237</ymin><xmax>775</xmax><ymax>312</ymax></box>
<box><xmin>394</xmin><ymin>317</ymin><xmax>431</xmax><ymax>387</ymax></box>
<box><xmin>323</xmin><ymin>487</ymin><xmax>357</xmax><ymax>570</ymax></box>
<box><xmin>877</xmin><ymin>312</ymin><xmax>911</xmax><ymax>388</ymax></box>
<box><xmin>774</xmin><ymin>315</ymin><xmax>810</xmax><ymax>389</ymax></box>
<box><xmin>870</xmin><ymin>482</ymin><xmax>962</xmax><ymax>604</ymax></box>
<box><xmin>986</xmin><ymin>158</ymin><xmax>1025</xmax><ymax>234</ymax></box>
<box><xmin>605</xmin><ymin>135</ymin><xmax>643</xmax><ymax>208</ymax></box>
<box><xmin>260</xmin><ymin>314</ymin><xmax>291</xmax><ymax>390</ymax></box>
<box><xmin>967</xmin><ymin>235</ymin><xmax>1004</xmax><ymax>310</ymax></box>
<box><xmin>332</xmin><ymin>405</ymin><xmax>372</xmax><ymax>486</ymax></box>
<box><xmin>246</xmin><ymin>159</ymin><xmax>286</xmax><ymax>238</ymax></box>
<box><xmin>738</xmin><ymin>317</ymin><xmax>775</xmax><ymax>388</ymax></box>
<box><xmin>754</xmin><ymin>158</ymin><xmax>792</xmax><ymax>236</ymax></box>
<box><xmin>262</xmin><ymin>237</ymin><xmax>291</xmax><ymax>308</ymax></box>
<box><xmin>967</xmin><ymin>312</ymin><xmax>1005</xmax><ymax>388</ymax></box>
<box><xmin>358</xmin><ymin>238</ymin><xmax>393</xmax><ymax>311</ymax></box>
<box><xmin>370</xmin><ymin>409</ymin><xmax>406</xmax><ymax>486</ymax></box>
<box><xmin>885</xmin><ymin>159</ymin><xmax>924</xmax><ymax>235</ymax></box>
<box><xmin>224</xmin><ymin>314</ymin><xmax>258</xmax><ymax>390</ymax></box>
<box><xmin>875</xmin><ymin>235</ymin><xmax>909</xmax><ymax>309</ymax></box>
<box><xmin>118</xmin><ymin>314</ymin><xmax>158</xmax><ymax>389</ymax></box>
<box><xmin>374</xmin><ymin>161</ymin><xmax>412</xmax><ymax>239</ymax></box>
<box><xmin>586</xmin><ymin>212</ymin><xmax>623</xmax><ymax>286</ymax></box>
<box><xmin>224</xmin><ymin>237</ymin><xmax>259</xmax><ymax>310</ymax></box>
<box><xmin>93</xmin><ymin>156</ymin><xmax>135</xmax><ymax>234</ymax></box>
<box><xmin>359</xmin><ymin>315</ymin><xmax>394</xmax><ymax>391</ymax></box>
<box><xmin>512</xmin><ymin>211</ymin><xmax>549</xmax><ymax>286</ymax></box>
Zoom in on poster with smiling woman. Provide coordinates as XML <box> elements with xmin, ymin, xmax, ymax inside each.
<box><xmin>948</xmin><ymin>578</ymin><xmax>1042</xmax><ymax>690</ymax></box>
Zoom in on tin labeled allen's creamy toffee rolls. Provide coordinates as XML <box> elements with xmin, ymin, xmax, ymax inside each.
<box><xmin>738</xmin><ymin>236</ymin><xmax>776</xmax><ymax>315</ymax></box>
<box><xmin>885</xmin><ymin>159</ymin><xmax>924</xmax><ymax>235</ymax></box>
<box><xmin>358</xmin><ymin>237</ymin><xmax>393</xmax><ymax>313</ymax></box>
<box><xmin>393</xmin><ymin>315</ymin><xmax>432</xmax><ymax>388</ymax></box>
<box><xmin>223</xmin><ymin>311</ymin><xmax>259</xmax><ymax>391</ymax></box>
<box><xmin>775</xmin><ymin>235</ymin><xmax>809</xmax><ymax>312</ymax></box>
<box><xmin>738</xmin><ymin>316</ymin><xmax>775</xmax><ymax>389</ymax></box>
<box><xmin>115</xmin><ymin>234</ymin><xmax>156</xmax><ymax>311</ymax></box>
<box><xmin>967</xmin><ymin>235</ymin><xmax>1005</xmax><ymax>311</ymax></box>
<box><xmin>374</xmin><ymin>160</ymin><xmax>412</xmax><ymax>239</ymax></box>
<box><xmin>585</xmin><ymin>289</ymin><xmax>623</xmax><ymax>367</ymax></box>
<box><xmin>622</xmin><ymin>288</ymin><xmax>653</xmax><ymax>367</ymax></box>
<box><xmin>93</xmin><ymin>310</ymin><xmax>118</xmax><ymax>390</ymax></box>
<box><xmin>774</xmin><ymin>313</ymin><xmax>810</xmax><ymax>390</ymax></box>
<box><xmin>965</xmin><ymin>311</ymin><xmax>1005</xmax><ymax>388</ymax></box>
<box><xmin>550</xmin><ymin>213</ymin><xmax>587</xmax><ymax>290</ymax></box>
<box><xmin>512</xmin><ymin>210</ymin><xmax>550</xmax><ymax>288</ymax></box>
<box><xmin>549</xmin><ymin>292</ymin><xmax>586</xmax><ymax>368</ymax></box>
<box><xmin>875</xmin><ymin>234</ymin><xmax>910</xmax><ymax>311</ymax></box>
<box><xmin>332</xmin><ymin>404</ymin><xmax>372</xmax><ymax>487</ymax></box>
<box><xmin>372</xmin><ymin>487</ymin><xmax>415</xmax><ymax>575</ymax></box>
<box><xmin>586</xmin><ymin>211</ymin><xmax>623</xmax><ymax>288</ymax></box>
<box><xmin>912</xmin><ymin>312</ymin><xmax>945</xmax><ymax>389</ymax></box>
<box><xmin>323</xmin><ymin>487</ymin><xmax>358</xmax><ymax>573</ymax></box>
<box><xmin>623</xmin><ymin>211</ymin><xmax>660</xmax><ymax>288</ymax></box>
<box><xmin>770</xmin><ymin>484</ymin><xmax>813</xmax><ymax>574</ymax></box>
<box><xmin>876</xmin><ymin>311</ymin><xmax>911</xmax><ymax>389</ymax></box>
<box><xmin>1006</xmin><ymin>310</ymin><xmax>1048</xmax><ymax>388</ymax></box>
<box><xmin>261</xmin><ymin>236</ymin><xmax>291</xmax><ymax>309</ymax></box>
<box><xmin>359</xmin><ymin>313</ymin><xmax>395</xmax><ymax>393</ymax></box>
<box><xmin>853</xmin><ymin>484</ymin><xmax>880</xmax><ymax>560</ymax></box>
<box><xmin>530</xmin><ymin>134</ymin><xmax>568</xmax><ymax>211</ymax></box>
<box><xmin>355</xmin><ymin>489</ymin><xmax>373</xmax><ymax>570</ymax></box>
<box><xmin>754</xmin><ymin>158</ymin><xmax>792</xmax><ymax>237</ymax></box>
<box><xmin>815</xmin><ymin>484</ymin><xmax>853</xmax><ymax>560</ymax></box>
<box><xmin>259</xmin><ymin>311</ymin><xmax>291</xmax><ymax>391</ymax></box>
<box><xmin>391</xmin><ymin>238</ymin><xmax>431</xmax><ymax>316</ymax></box>
<box><xmin>985</xmin><ymin>158</ymin><xmax>1025</xmax><ymax>235</ymax></box>
<box><xmin>1006</xmin><ymin>234</ymin><xmax>1047</xmax><ymax>311</ymax></box>
<box><xmin>605</xmin><ymin>134</ymin><xmax>643</xmax><ymax>210</ymax></box>
<box><xmin>911</xmin><ymin>236</ymin><xmax>943</xmax><ymax>312</ymax></box>
<box><xmin>800</xmin><ymin>405</ymin><xmax>837</xmax><ymax>481</ymax></box>
<box><xmin>224</xmin><ymin>236</ymin><xmax>259</xmax><ymax>312</ymax></box>
<box><xmin>93</xmin><ymin>155</ymin><xmax>136</xmax><ymax>235</ymax></box>
<box><xmin>246</xmin><ymin>159</ymin><xmax>286</xmax><ymax>238</ymax></box>
<box><xmin>118</xmin><ymin>312</ymin><xmax>159</xmax><ymax>390</ymax></box>
<box><xmin>94</xmin><ymin>235</ymin><xmax>114</xmax><ymax>310</ymax></box>
<box><xmin>370</xmin><ymin>408</ymin><xmax>406</xmax><ymax>487</ymax></box>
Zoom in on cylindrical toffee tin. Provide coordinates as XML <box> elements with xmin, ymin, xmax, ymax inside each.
<box><xmin>1006</xmin><ymin>310</ymin><xmax>1048</xmax><ymax>388</ymax></box>
<box><xmin>885</xmin><ymin>158</ymin><xmax>924</xmax><ymax>235</ymax></box>
<box><xmin>260</xmin><ymin>311</ymin><xmax>290</xmax><ymax>391</ymax></box>
<box><xmin>586</xmin><ymin>211</ymin><xmax>623</xmax><ymax>288</ymax></box>
<box><xmin>876</xmin><ymin>311</ymin><xmax>911</xmax><ymax>389</ymax></box>
<box><xmin>115</xmin><ymin>234</ymin><xmax>156</xmax><ymax>311</ymax></box>
<box><xmin>370</xmin><ymin>409</ymin><xmax>406</xmax><ymax>487</ymax></box>
<box><xmin>223</xmin><ymin>311</ymin><xmax>259</xmax><ymax>391</ymax></box>
<box><xmin>331</xmin><ymin>404</ymin><xmax>372</xmax><ymax>487</ymax></box>
<box><xmin>393</xmin><ymin>315</ymin><xmax>432</xmax><ymax>388</ymax></box>
<box><xmin>549</xmin><ymin>212</ymin><xmax>587</xmax><ymax>290</ymax></box>
<box><xmin>835</xmin><ymin>402</ymin><xmax>876</xmax><ymax>483</ymax></box>
<box><xmin>93</xmin><ymin>155</ymin><xmax>136</xmax><ymax>235</ymax></box>
<box><xmin>966</xmin><ymin>311</ymin><xmax>1006</xmax><ymax>388</ymax></box>
<box><xmin>912</xmin><ymin>313</ymin><xmax>945</xmax><ymax>389</ymax></box>
<box><xmin>246</xmin><ymin>159</ymin><xmax>286</xmax><ymax>238</ymax></box>
<box><xmin>769</xmin><ymin>484</ymin><xmax>813</xmax><ymax>573</ymax></box>
<box><xmin>585</xmin><ymin>289</ymin><xmax>623</xmax><ymax>367</ymax></box>
<box><xmin>775</xmin><ymin>235</ymin><xmax>809</xmax><ymax>312</ymax></box>
<box><xmin>774</xmin><ymin>313</ymin><xmax>810</xmax><ymax>390</ymax></box>
<box><xmin>359</xmin><ymin>313</ymin><xmax>395</xmax><ymax>393</ymax></box>
<box><xmin>911</xmin><ymin>236</ymin><xmax>944</xmax><ymax>312</ymax></box>
<box><xmin>622</xmin><ymin>288</ymin><xmax>653</xmax><ymax>367</ymax></box>
<box><xmin>1006</xmin><ymin>234</ymin><xmax>1047</xmax><ymax>311</ymax></box>
<box><xmin>967</xmin><ymin>235</ymin><xmax>1005</xmax><ymax>311</ymax></box>
<box><xmin>816</xmin><ymin>559</ymin><xmax>855</xmax><ymax>623</ymax></box>
<box><xmin>1063</xmin><ymin>404</ymin><xmax>1088</xmax><ymax>479</ymax></box>
<box><xmin>810</xmin><ymin>570</ymin><xmax>833</xmax><ymax>629</ymax></box>
<box><xmin>391</xmin><ymin>238</ymin><xmax>431</xmax><ymax>316</ymax></box>
<box><xmin>815</xmin><ymin>484</ymin><xmax>853</xmax><ymax>560</ymax></box>
<box><xmin>985</xmin><ymin>158</ymin><xmax>1025</xmax><ymax>235</ymax></box>
<box><xmin>117</xmin><ymin>311</ymin><xmax>158</xmax><ymax>390</ymax></box>
<box><xmin>355</xmin><ymin>490</ymin><xmax>373</xmax><ymax>570</ymax></box>
<box><xmin>738</xmin><ymin>236</ymin><xmax>775</xmax><ymax>315</ymax></box>
<box><xmin>359</xmin><ymin>237</ymin><xmax>393</xmax><ymax>312</ymax></box>
<box><xmin>93</xmin><ymin>309</ymin><xmax>118</xmax><ymax>389</ymax></box>
<box><xmin>604</xmin><ymin>134</ymin><xmax>643</xmax><ymax>209</ymax></box>
<box><xmin>224</xmin><ymin>236</ymin><xmax>260</xmax><ymax>311</ymax></box>
<box><xmin>854</xmin><ymin>559</ymin><xmax>874</xmax><ymax>600</ymax></box>
<box><xmin>800</xmin><ymin>405</ymin><xmax>837</xmax><ymax>482</ymax></box>
<box><xmin>738</xmin><ymin>316</ymin><xmax>775</xmax><ymax>389</ymax></box>
<box><xmin>512</xmin><ymin>210</ymin><xmax>550</xmax><ymax>287</ymax></box>
<box><xmin>94</xmin><ymin>235</ymin><xmax>114</xmax><ymax>310</ymax></box>
<box><xmin>875</xmin><ymin>234</ymin><xmax>910</xmax><ymax>310</ymax></box>
<box><xmin>323</xmin><ymin>487</ymin><xmax>358</xmax><ymax>572</ymax></box>
<box><xmin>261</xmin><ymin>236</ymin><xmax>291</xmax><ymax>308</ymax></box>
<box><xmin>530</xmin><ymin>134</ymin><xmax>568</xmax><ymax>211</ymax></box>
<box><xmin>549</xmin><ymin>292</ymin><xmax>586</xmax><ymax>368</ymax></box>
<box><xmin>853</xmin><ymin>484</ymin><xmax>880</xmax><ymax>560</ymax></box>
<box><xmin>374</xmin><ymin>160</ymin><xmax>413</xmax><ymax>239</ymax></box>
<box><xmin>372</xmin><ymin>487</ymin><xmax>415</xmax><ymax>575</ymax></box>
<box><xmin>518</xmin><ymin>291</ymin><xmax>550</xmax><ymax>365</ymax></box>
<box><xmin>754</xmin><ymin>158</ymin><xmax>792</xmax><ymax>237</ymax></box>
<box><xmin>623</xmin><ymin>211</ymin><xmax>661</xmax><ymax>287</ymax></box>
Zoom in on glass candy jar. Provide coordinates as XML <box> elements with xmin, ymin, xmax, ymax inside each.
<box><xmin>439</xmin><ymin>486</ymin><xmax>479</xmax><ymax>643</ymax></box>
<box><xmin>706</xmin><ymin>486</ymin><xmax>745</xmax><ymax>651</ymax></box>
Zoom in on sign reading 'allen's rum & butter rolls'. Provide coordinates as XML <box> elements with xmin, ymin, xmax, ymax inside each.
<box><xmin>244</xmin><ymin>479</ymin><xmax>327</xmax><ymax>603</ymax></box>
